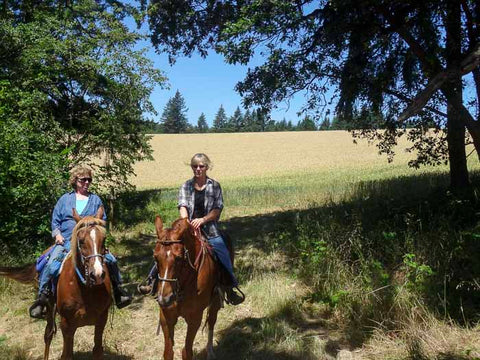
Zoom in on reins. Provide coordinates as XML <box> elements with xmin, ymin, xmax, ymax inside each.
<box><xmin>156</xmin><ymin>234</ymin><xmax>210</xmax><ymax>287</ymax></box>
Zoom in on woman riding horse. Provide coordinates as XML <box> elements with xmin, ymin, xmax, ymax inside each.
<box><xmin>30</xmin><ymin>166</ymin><xmax>132</xmax><ymax>319</ymax></box>
<box><xmin>139</xmin><ymin>153</ymin><xmax>244</xmax><ymax>305</ymax></box>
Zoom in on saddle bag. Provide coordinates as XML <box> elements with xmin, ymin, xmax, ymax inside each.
<box><xmin>35</xmin><ymin>247</ymin><xmax>55</xmax><ymax>273</ymax></box>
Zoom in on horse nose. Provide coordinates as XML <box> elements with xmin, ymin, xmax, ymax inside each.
<box><xmin>89</xmin><ymin>270</ymin><xmax>105</xmax><ymax>285</ymax></box>
<box><xmin>157</xmin><ymin>293</ymin><xmax>175</xmax><ymax>308</ymax></box>
<box><xmin>89</xmin><ymin>272</ymin><xmax>98</xmax><ymax>284</ymax></box>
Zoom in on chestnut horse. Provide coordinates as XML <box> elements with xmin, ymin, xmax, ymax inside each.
<box><xmin>152</xmin><ymin>215</ymin><xmax>223</xmax><ymax>360</ymax></box>
<box><xmin>0</xmin><ymin>207</ymin><xmax>112</xmax><ymax>360</ymax></box>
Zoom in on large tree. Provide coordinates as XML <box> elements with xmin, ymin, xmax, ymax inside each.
<box><xmin>228</xmin><ymin>106</ymin><xmax>244</xmax><ymax>132</ymax></box>
<box><xmin>213</xmin><ymin>104</ymin><xmax>228</xmax><ymax>132</ymax></box>
<box><xmin>146</xmin><ymin>0</ymin><xmax>480</xmax><ymax>192</ymax></box>
<box><xmin>197</xmin><ymin>112</ymin><xmax>209</xmax><ymax>132</ymax></box>
<box><xmin>160</xmin><ymin>90</ymin><xmax>189</xmax><ymax>133</ymax></box>
<box><xmin>1</xmin><ymin>0</ymin><xmax>163</xmax><ymax>256</ymax></box>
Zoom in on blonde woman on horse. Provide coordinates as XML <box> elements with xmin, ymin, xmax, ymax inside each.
<box><xmin>29</xmin><ymin>166</ymin><xmax>132</xmax><ymax>319</ymax></box>
<box><xmin>140</xmin><ymin>153</ymin><xmax>244</xmax><ymax>305</ymax></box>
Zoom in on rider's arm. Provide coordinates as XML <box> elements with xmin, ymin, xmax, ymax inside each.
<box><xmin>203</xmin><ymin>208</ymin><xmax>221</xmax><ymax>223</ymax></box>
<box><xmin>51</xmin><ymin>196</ymin><xmax>65</xmax><ymax>244</ymax></box>
<box><xmin>179</xmin><ymin>206</ymin><xmax>189</xmax><ymax>219</ymax></box>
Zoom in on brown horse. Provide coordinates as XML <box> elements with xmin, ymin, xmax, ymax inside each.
<box><xmin>152</xmin><ymin>215</ymin><xmax>223</xmax><ymax>360</ymax></box>
<box><xmin>0</xmin><ymin>207</ymin><xmax>112</xmax><ymax>360</ymax></box>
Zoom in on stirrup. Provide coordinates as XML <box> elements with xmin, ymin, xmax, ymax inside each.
<box><xmin>137</xmin><ymin>277</ymin><xmax>158</xmax><ymax>296</ymax></box>
<box><xmin>113</xmin><ymin>285</ymin><xmax>132</xmax><ymax>309</ymax></box>
<box><xmin>225</xmin><ymin>286</ymin><xmax>245</xmax><ymax>306</ymax></box>
<box><xmin>29</xmin><ymin>293</ymin><xmax>49</xmax><ymax>319</ymax></box>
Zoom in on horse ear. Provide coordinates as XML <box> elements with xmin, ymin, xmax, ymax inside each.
<box><xmin>155</xmin><ymin>216</ymin><xmax>163</xmax><ymax>238</ymax></box>
<box><xmin>95</xmin><ymin>206</ymin><xmax>104</xmax><ymax>220</ymax></box>
<box><xmin>72</xmin><ymin>208</ymin><xmax>82</xmax><ymax>223</ymax></box>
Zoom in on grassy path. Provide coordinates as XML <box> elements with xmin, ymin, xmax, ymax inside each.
<box><xmin>0</xmin><ymin>210</ymin><xmax>336</xmax><ymax>360</ymax></box>
<box><xmin>2</xmin><ymin>167</ymin><xmax>480</xmax><ymax>359</ymax></box>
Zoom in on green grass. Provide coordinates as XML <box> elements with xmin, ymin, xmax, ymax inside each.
<box><xmin>2</xmin><ymin>165</ymin><xmax>480</xmax><ymax>359</ymax></box>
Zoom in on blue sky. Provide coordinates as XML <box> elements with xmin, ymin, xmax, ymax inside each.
<box><xmin>146</xmin><ymin>49</ymin><xmax>307</xmax><ymax>127</ymax></box>
<box><xmin>126</xmin><ymin>14</ymin><xmax>311</xmax><ymax>127</ymax></box>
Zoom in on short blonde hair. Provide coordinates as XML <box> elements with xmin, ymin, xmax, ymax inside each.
<box><xmin>190</xmin><ymin>153</ymin><xmax>212</xmax><ymax>170</ymax></box>
<box><xmin>69</xmin><ymin>166</ymin><xmax>93</xmax><ymax>189</ymax></box>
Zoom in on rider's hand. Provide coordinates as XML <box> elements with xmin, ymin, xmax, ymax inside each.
<box><xmin>55</xmin><ymin>234</ymin><xmax>65</xmax><ymax>245</ymax></box>
<box><xmin>190</xmin><ymin>217</ymin><xmax>205</xmax><ymax>230</ymax></box>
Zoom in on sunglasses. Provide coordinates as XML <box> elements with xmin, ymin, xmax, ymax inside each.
<box><xmin>191</xmin><ymin>164</ymin><xmax>206</xmax><ymax>169</ymax></box>
<box><xmin>77</xmin><ymin>177</ymin><xmax>92</xmax><ymax>183</ymax></box>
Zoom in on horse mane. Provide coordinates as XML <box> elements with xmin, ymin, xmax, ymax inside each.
<box><xmin>70</xmin><ymin>216</ymin><xmax>106</xmax><ymax>268</ymax></box>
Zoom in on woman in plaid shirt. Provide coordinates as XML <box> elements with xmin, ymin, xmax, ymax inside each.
<box><xmin>139</xmin><ymin>153</ymin><xmax>244</xmax><ymax>305</ymax></box>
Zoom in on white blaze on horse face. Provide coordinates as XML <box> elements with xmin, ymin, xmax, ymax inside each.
<box><xmin>90</xmin><ymin>228</ymin><xmax>103</xmax><ymax>277</ymax></box>
<box><xmin>158</xmin><ymin>267</ymin><xmax>168</xmax><ymax>301</ymax></box>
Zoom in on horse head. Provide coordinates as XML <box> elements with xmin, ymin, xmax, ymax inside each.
<box><xmin>153</xmin><ymin>216</ymin><xmax>197</xmax><ymax>308</ymax></box>
<box><xmin>71</xmin><ymin>206</ymin><xmax>107</xmax><ymax>286</ymax></box>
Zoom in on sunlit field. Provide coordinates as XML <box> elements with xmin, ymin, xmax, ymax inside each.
<box><xmin>132</xmin><ymin>131</ymin><xmax>478</xmax><ymax>218</ymax></box>
<box><xmin>132</xmin><ymin>131</ymin><xmax>425</xmax><ymax>189</ymax></box>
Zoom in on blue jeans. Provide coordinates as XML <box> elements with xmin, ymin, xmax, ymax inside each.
<box><xmin>147</xmin><ymin>235</ymin><xmax>238</xmax><ymax>287</ymax></box>
<box><xmin>38</xmin><ymin>242</ymin><xmax>122</xmax><ymax>296</ymax></box>
<box><xmin>208</xmin><ymin>235</ymin><xmax>238</xmax><ymax>287</ymax></box>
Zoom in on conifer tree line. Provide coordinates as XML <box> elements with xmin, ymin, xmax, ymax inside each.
<box><xmin>143</xmin><ymin>90</ymin><xmax>360</xmax><ymax>134</ymax></box>
<box><xmin>142</xmin><ymin>90</ymin><xmax>354</xmax><ymax>133</ymax></box>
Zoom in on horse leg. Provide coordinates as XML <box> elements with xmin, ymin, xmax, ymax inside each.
<box><xmin>43</xmin><ymin>305</ymin><xmax>56</xmax><ymax>360</ymax></box>
<box><xmin>160</xmin><ymin>309</ymin><xmax>177</xmax><ymax>360</ymax></box>
<box><xmin>182</xmin><ymin>312</ymin><xmax>203</xmax><ymax>360</ymax></box>
<box><xmin>93</xmin><ymin>311</ymin><xmax>108</xmax><ymax>360</ymax></box>
<box><xmin>59</xmin><ymin>317</ymin><xmax>76</xmax><ymax>360</ymax></box>
<box><xmin>206</xmin><ymin>296</ymin><xmax>221</xmax><ymax>360</ymax></box>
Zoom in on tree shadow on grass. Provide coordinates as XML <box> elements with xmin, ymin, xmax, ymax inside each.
<box><xmin>197</xmin><ymin>300</ymin><xmax>336</xmax><ymax>360</ymax></box>
<box><xmin>67</xmin><ymin>350</ymin><xmax>132</xmax><ymax>360</ymax></box>
<box><xmin>114</xmin><ymin>171</ymin><xmax>480</xmax><ymax>353</ymax></box>
<box><xmin>112</xmin><ymin>188</ymin><xmax>177</xmax><ymax>229</ymax></box>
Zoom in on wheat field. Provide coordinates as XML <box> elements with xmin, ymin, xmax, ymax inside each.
<box><xmin>132</xmin><ymin>131</ymin><xmax>434</xmax><ymax>189</ymax></box>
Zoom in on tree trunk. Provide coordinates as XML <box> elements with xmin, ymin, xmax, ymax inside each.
<box><xmin>447</xmin><ymin>103</ymin><xmax>469</xmax><ymax>190</ymax></box>
<box><xmin>446</xmin><ymin>0</ymin><xmax>470</xmax><ymax>192</ymax></box>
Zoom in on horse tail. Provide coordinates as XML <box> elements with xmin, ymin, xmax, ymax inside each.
<box><xmin>0</xmin><ymin>263</ymin><xmax>37</xmax><ymax>284</ymax></box>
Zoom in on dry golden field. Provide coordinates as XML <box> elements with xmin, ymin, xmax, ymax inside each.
<box><xmin>132</xmin><ymin>131</ymin><xmax>428</xmax><ymax>189</ymax></box>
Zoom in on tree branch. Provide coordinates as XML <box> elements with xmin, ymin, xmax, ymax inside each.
<box><xmin>397</xmin><ymin>43</ymin><xmax>480</xmax><ymax>123</ymax></box>
<box><xmin>384</xmin><ymin>88</ymin><xmax>447</xmax><ymax>118</ymax></box>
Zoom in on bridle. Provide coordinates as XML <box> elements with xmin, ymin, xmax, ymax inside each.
<box><xmin>155</xmin><ymin>236</ymin><xmax>207</xmax><ymax>300</ymax></box>
<box><xmin>156</xmin><ymin>239</ymin><xmax>196</xmax><ymax>281</ymax></box>
<box><xmin>75</xmin><ymin>222</ymin><xmax>106</xmax><ymax>286</ymax></box>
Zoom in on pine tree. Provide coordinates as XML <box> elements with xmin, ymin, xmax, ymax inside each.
<box><xmin>160</xmin><ymin>90</ymin><xmax>189</xmax><ymax>133</ymax></box>
<box><xmin>242</xmin><ymin>109</ymin><xmax>253</xmax><ymax>132</ymax></box>
<box><xmin>197</xmin><ymin>113</ymin><xmax>209</xmax><ymax>133</ymax></box>
<box><xmin>319</xmin><ymin>117</ymin><xmax>331</xmax><ymax>131</ymax></box>
<box><xmin>213</xmin><ymin>105</ymin><xmax>228</xmax><ymax>132</ymax></box>
<box><xmin>297</xmin><ymin>116</ymin><xmax>317</xmax><ymax>131</ymax></box>
<box><xmin>228</xmin><ymin>106</ymin><xmax>244</xmax><ymax>132</ymax></box>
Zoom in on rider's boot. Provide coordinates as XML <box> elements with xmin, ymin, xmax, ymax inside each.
<box><xmin>138</xmin><ymin>276</ymin><xmax>158</xmax><ymax>296</ymax></box>
<box><xmin>138</xmin><ymin>283</ymin><xmax>152</xmax><ymax>295</ymax></box>
<box><xmin>112</xmin><ymin>282</ymin><xmax>132</xmax><ymax>309</ymax></box>
<box><xmin>29</xmin><ymin>291</ymin><xmax>49</xmax><ymax>319</ymax></box>
<box><xmin>225</xmin><ymin>286</ymin><xmax>245</xmax><ymax>305</ymax></box>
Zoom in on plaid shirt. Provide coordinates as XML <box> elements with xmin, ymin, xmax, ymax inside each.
<box><xmin>178</xmin><ymin>177</ymin><xmax>224</xmax><ymax>238</ymax></box>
